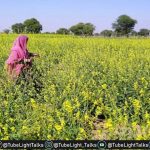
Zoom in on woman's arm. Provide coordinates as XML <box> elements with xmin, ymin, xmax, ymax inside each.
<box><xmin>13</xmin><ymin>58</ymin><xmax>31</xmax><ymax>64</ymax></box>
<box><xmin>13</xmin><ymin>51</ymin><xmax>39</xmax><ymax>65</ymax></box>
<box><xmin>24</xmin><ymin>58</ymin><xmax>32</xmax><ymax>63</ymax></box>
<box><xmin>28</xmin><ymin>52</ymin><xmax>39</xmax><ymax>57</ymax></box>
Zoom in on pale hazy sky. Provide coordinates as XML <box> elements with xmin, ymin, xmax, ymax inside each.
<box><xmin>0</xmin><ymin>0</ymin><xmax>150</xmax><ymax>32</ymax></box>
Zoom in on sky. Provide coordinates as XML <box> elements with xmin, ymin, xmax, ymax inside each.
<box><xmin>0</xmin><ymin>0</ymin><xmax>150</xmax><ymax>33</ymax></box>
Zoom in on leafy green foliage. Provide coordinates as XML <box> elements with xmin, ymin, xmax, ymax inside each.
<box><xmin>11</xmin><ymin>23</ymin><xmax>25</xmax><ymax>34</ymax></box>
<box><xmin>138</xmin><ymin>29</ymin><xmax>150</xmax><ymax>37</ymax></box>
<box><xmin>56</xmin><ymin>28</ymin><xmax>70</xmax><ymax>35</ymax></box>
<box><xmin>3</xmin><ymin>29</ymin><xmax>10</xmax><ymax>34</ymax></box>
<box><xmin>70</xmin><ymin>23</ymin><xmax>95</xmax><ymax>36</ymax></box>
<box><xmin>112</xmin><ymin>15</ymin><xmax>137</xmax><ymax>36</ymax></box>
<box><xmin>100</xmin><ymin>30</ymin><xmax>113</xmax><ymax>37</ymax></box>
<box><xmin>24</xmin><ymin>18</ymin><xmax>42</xmax><ymax>33</ymax></box>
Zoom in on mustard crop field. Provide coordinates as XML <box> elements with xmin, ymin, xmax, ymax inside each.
<box><xmin>0</xmin><ymin>34</ymin><xmax>150</xmax><ymax>140</ymax></box>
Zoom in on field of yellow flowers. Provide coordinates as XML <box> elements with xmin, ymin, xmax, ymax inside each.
<box><xmin>0</xmin><ymin>34</ymin><xmax>149</xmax><ymax>140</ymax></box>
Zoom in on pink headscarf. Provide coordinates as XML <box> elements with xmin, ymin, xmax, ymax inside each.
<box><xmin>6</xmin><ymin>35</ymin><xmax>29</xmax><ymax>77</ymax></box>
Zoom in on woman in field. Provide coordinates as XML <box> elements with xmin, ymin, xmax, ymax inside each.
<box><xmin>5</xmin><ymin>35</ymin><xmax>39</xmax><ymax>80</ymax></box>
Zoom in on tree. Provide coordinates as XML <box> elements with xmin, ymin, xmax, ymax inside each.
<box><xmin>3</xmin><ymin>29</ymin><xmax>10</xmax><ymax>34</ymax></box>
<box><xmin>50</xmin><ymin>32</ymin><xmax>56</xmax><ymax>34</ymax></box>
<box><xmin>130</xmin><ymin>30</ymin><xmax>138</xmax><ymax>36</ymax></box>
<box><xmin>100</xmin><ymin>30</ymin><xmax>113</xmax><ymax>37</ymax></box>
<box><xmin>84</xmin><ymin>23</ymin><xmax>95</xmax><ymax>36</ymax></box>
<box><xmin>138</xmin><ymin>29</ymin><xmax>150</xmax><ymax>37</ymax></box>
<box><xmin>70</xmin><ymin>23</ymin><xmax>84</xmax><ymax>35</ymax></box>
<box><xmin>94</xmin><ymin>33</ymin><xmax>100</xmax><ymax>36</ymax></box>
<box><xmin>24</xmin><ymin>18</ymin><xmax>42</xmax><ymax>33</ymax></box>
<box><xmin>70</xmin><ymin>23</ymin><xmax>95</xmax><ymax>36</ymax></box>
<box><xmin>11</xmin><ymin>23</ymin><xmax>24</xmax><ymax>33</ymax></box>
<box><xmin>56</xmin><ymin>28</ymin><xmax>70</xmax><ymax>34</ymax></box>
<box><xmin>112</xmin><ymin>15</ymin><xmax>137</xmax><ymax>36</ymax></box>
<box><xmin>43</xmin><ymin>32</ymin><xmax>50</xmax><ymax>34</ymax></box>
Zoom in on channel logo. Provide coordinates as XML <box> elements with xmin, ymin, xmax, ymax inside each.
<box><xmin>45</xmin><ymin>141</ymin><xmax>53</xmax><ymax>149</ymax></box>
<box><xmin>97</xmin><ymin>141</ymin><xmax>106</xmax><ymax>149</ymax></box>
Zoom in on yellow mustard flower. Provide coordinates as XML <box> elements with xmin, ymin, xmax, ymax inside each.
<box><xmin>10</xmin><ymin>126</ymin><xmax>16</xmax><ymax>132</ymax></box>
<box><xmin>84</xmin><ymin>113</ymin><xmax>89</xmax><ymax>121</ymax></box>
<box><xmin>76</xmin><ymin>111</ymin><xmax>80</xmax><ymax>119</ymax></box>
<box><xmin>132</xmin><ymin>122</ymin><xmax>137</xmax><ymax>130</ymax></box>
<box><xmin>63</xmin><ymin>100</ymin><xmax>73</xmax><ymax>113</ymax></box>
<box><xmin>136</xmin><ymin>134</ymin><xmax>143</xmax><ymax>140</ymax></box>
<box><xmin>102</xmin><ymin>84</ymin><xmax>107</xmax><ymax>89</ymax></box>
<box><xmin>133</xmin><ymin>82</ymin><xmax>138</xmax><ymax>90</ymax></box>
<box><xmin>47</xmin><ymin>134</ymin><xmax>52</xmax><ymax>139</ymax></box>
<box><xmin>132</xmin><ymin>99</ymin><xmax>141</xmax><ymax>110</ymax></box>
<box><xmin>105</xmin><ymin>119</ymin><xmax>113</xmax><ymax>129</ymax></box>
<box><xmin>55</xmin><ymin>124</ymin><xmax>62</xmax><ymax>131</ymax></box>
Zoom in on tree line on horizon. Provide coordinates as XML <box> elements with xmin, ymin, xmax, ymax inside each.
<box><xmin>2</xmin><ymin>15</ymin><xmax>150</xmax><ymax>37</ymax></box>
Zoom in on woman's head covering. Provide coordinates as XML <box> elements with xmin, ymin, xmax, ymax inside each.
<box><xmin>6</xmin><ymin>35</ymin><xmax>29</xmax><ymax>77</ymax></box>
<box><xmin>12</xmin><ymin>35</ymin><xmax>29</xmax><ymax>58</ymax></box>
